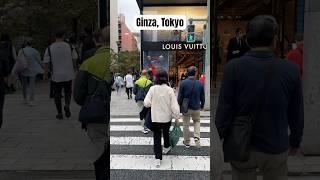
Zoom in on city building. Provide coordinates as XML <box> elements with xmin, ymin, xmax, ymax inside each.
<box><xmin>110</xmin><ymin>0</ymin><xmax>119</xmax><ymax>53</ymax></box>
<box><xmin>118</xmin><ymin>14</ymin><xmax>138</xmax><ymax>52</ymax></box>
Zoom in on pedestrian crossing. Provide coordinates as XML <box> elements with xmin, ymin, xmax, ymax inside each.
<box><xmin>110</xmin><ymin>117</ymin><xmax>210</xmax><ymax>179</ymax></box>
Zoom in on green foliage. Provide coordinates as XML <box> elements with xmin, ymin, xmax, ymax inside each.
<box><xmin>0</xmin><ymin>0</ymin><xmax>97</xmax><ymax>53</ymax></box>
<box><xmin>112</xmin><ymin>50</ymin><xmax>140</xmax><ymax>75</ymax></box>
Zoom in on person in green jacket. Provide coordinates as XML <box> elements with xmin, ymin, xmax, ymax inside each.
<box><xmin>133</xmin><ymin>69</ymin><xmax>153</xmax><ymax>134</ymax></box>
<box><xmin>73</xmin><ymin>27</ymin><xmax>113</xmax><ymax>180</ymax></box>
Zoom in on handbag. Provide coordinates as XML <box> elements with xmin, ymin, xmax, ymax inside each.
<box><xmin>79</xmin><ymin>79</ymin><xmax>108</xmax><ymax>124</ymax></box>
<box><xmin>169</xmin><ymin>120</ymin><xmax>183</xmax><ymax>148</ymax></box>
<box><xmin>180</xmin><ymin>81</ymin><xmax>196</xmax><ymax>114</ymax></box>
<box><xmin>223</xmin><ymin>59</ymin><xmax>275</xmax><ymax>162</ymax></box>
<box><xmin>14</xmin><ymin>49</ymin><xmax>28</xmax><ymax>73</ymax></box>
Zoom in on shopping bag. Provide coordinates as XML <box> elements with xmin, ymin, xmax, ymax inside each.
<box><xmin>169</xmin><ymin>120</ymin><xmax>182</xmax><ymax>148</ymax></box>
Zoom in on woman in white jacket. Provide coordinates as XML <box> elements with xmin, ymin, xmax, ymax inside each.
<box><xmin>144</xmin><ymin>69</ymin><xmax>180</xmax><ymax>168</ymax></box>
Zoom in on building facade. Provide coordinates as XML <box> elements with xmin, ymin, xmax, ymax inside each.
<box><xmin>118</xmin><ymin>14</ymin><xmax>138</xmax><ymax>52</ymax></box>
<box><xmin>110</xmin><ymin>0</ymin><xmax>118</xmax><ymax>53</ymax></box>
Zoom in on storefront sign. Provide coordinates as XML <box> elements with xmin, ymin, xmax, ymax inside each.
<box><xmin>142</xmin><ymin>41</ymin><xmax>207</xmax><ymax>51</ymax></box>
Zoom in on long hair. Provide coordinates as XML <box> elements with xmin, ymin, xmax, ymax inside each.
<box><xmin>155</xmin><ymin>69</ymin><xmax>169</xmax><ymax>85</ymax></box>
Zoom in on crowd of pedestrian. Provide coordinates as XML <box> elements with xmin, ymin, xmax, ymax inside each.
<box><xmin>0</xmin><ymin>26</ymin><xmax>112</xmax><ymax>179</ymax></box>
<box><xmin>130</xmin><ymin>66</ymin><xmax>205</xmax><ymax>168</ymax></box>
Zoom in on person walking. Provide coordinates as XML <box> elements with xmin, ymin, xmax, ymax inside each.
<box><xmin>286</xmin><ymin>34</ymin><xmax>304</xmax><ymax>77</ymax></box>
<box><xmin>215</xmin><ymin>15</ymin><xmax>304</xmax><ymax>180</ymax></box>
<box><xmin>124</xmin><ymin>71</ymin><xmax>134</xmax><ymax>99</ymax></box>
<box><xmin>144</xmin><ymin>69</ymin><xmax>180</xmax><ymax>168</ymax></box>
<box><xmin>74</xmin><ymin>27</ymin><xmax>112</xmax><ymax>180</ymax></box>
<box><xmin>0</xmin><ymin>34</ymin><xmax>12</xmax><ymax>128</ymax></box>
<box><xmin>14</xmin><ymin>39</ymin><xmax>44</xmax><ymax>106</ymax></box>
<box><xmin>114</xmin><ymin>74</ymin><xmax>123</xmax><ymax>94</ymax></box>
<box><xmin>133</xmin><ymin>70</ymin><xmax>153</xmax><ymax>134</ymax></box>
<box><xmin>43</xmin><ymin>30</ymin><xmax>78</xmax><ymax>120</ymax></box>
<box><xmin>0</xmin><ymin>33</ymin><xmax>17</xmax><ymax>94</ymax></box>
<box><xmin>178</xmin><ymin>66</ymin><xmax>205</xmax><ymax>149</ymax></box>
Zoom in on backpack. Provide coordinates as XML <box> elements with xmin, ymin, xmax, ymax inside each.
<box><xmin>0</xmin><ymin>42</ymin><xmax>12</xmax><ymax>77</ymax></box>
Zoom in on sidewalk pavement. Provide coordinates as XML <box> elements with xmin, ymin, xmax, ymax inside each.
<box><xmin>222</xmin><ymin>156</ymin><xmax>320</xmax><ymax>175</ymax></box>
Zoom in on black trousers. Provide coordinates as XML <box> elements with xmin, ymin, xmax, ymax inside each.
<box><xmin>52</xmin><ymin>80</ymin><xmax>72</xmax><ymax>114</ymax></box>
<box><xmin>0</xmin><ymin>78</ymin><xmax>5</xmax><ymax>128</ymax></box>
<box><xmin>153</xmin><ymin>121</ymin><xmax>171</xmax><ymax>160</ymax></box>
<box><xmin>126</xmin><ymin>87</ymin><xmax>132</xmax><ymax>98</ymax></box>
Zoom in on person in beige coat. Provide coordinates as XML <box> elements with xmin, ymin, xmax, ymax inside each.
<box><xmin>144</xmin><ymin>69</ymin><xmax>180</xmax><ymax>168</ymax></box>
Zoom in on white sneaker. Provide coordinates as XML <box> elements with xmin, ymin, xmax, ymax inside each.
<box><xmin>162</xmin><ymin>146</ymin><xmax>171</xmax><ymax>154</ymax></box>
<box><xmin>183</xmin><ymin>141</ymin><xmax>190</xmax><ymax>148</ymax></box>
<box><xmin>142</xmin><ymin>128</ymin><xmax>149</xmax><ymax>134</ymax></box>
<box><xmin>155</xmin><ymin>159</ymin><xmax>161</xmax><ymax>168</ymax></box>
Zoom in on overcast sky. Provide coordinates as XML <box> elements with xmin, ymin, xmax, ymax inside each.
<box><xmin>118</xmin><ymin>0</ymin><xmax>140</xmax><ymax>33</ymax></box>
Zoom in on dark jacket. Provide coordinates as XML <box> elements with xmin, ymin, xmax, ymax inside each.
<box><xmin>133</xmin><ymin>76</ymin><xmax>153</xmax><ymax>101</ymax></box>
<box><xmin>215</xmin><ymin>51</ymin><xmax>304</xmax><ymax>154</ymax></box>
<box><xmin>227</xmin><ymin>37</ymin><xmax>249</xmax><ymax>62</ymax></box>
<box><xmin>178</xmin><ymin>78</ymin><xmax>205</xmax><ymax>110</ymax></box>
<box><xmin>79</xmin><ymin>46</ymin><xmax>101</xmax><ymax>65</ymax></box>
<box><xmin>0</xmin><ymin>41</ymin><xmax>13</xmax><ymax>77</ymax></box>
<box><xmin>74</xmin><ymin>47</ymin><xmax>113</xmax><ymax>124</ymax></box>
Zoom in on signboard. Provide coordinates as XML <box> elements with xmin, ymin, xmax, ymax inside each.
<box><xmin>142</xmin><ymin>41</ymin><xmax>206</xmax><ymax>51</ymax></box>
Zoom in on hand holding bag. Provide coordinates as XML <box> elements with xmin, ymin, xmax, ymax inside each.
<box><xmin>169</xmin><ymin>120</ymin><xmax>183</xmax><ymax>148</ymax></box>
<box><xmin>223</xmin><ymin>60</ymin><xmax>275</xmax><ymax>162</ymax></box>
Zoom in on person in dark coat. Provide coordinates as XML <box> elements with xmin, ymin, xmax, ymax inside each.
<box><xmin>216</xmin><ymin>15</ymin><xmax>304</xmax><ymax>180</ymax></box>
<box><xmin>74</xmin><ymin>27</ymin><xmax>113</xmax><ymax>180</ymax></box>
<box><xmin>226</xmin><ymin>28</ymin><xmax>248</xmax><ymax>62</ymax></box>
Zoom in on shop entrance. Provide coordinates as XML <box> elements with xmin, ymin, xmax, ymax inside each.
<box><xmin>169</xmin><ymin>50</ymin><xmax>205</xmax><ymax>87</ymax></box>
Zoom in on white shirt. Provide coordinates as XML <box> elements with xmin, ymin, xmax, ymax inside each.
<box><xmin>144</xmin><ymin>84</ymin><xmax>180</xmax><ymax>123</ymax></box>
<box><xmin>43</xmin><ymin>41</ymin><xmax>77</xmax><ymax>82</ymax></box>
<box><xmin>124</xmin><ymin>74</ymin><xmax>134</xmax><ymax>88</ymax></box>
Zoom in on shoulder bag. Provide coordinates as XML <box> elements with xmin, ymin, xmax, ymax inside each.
<box><xmin>79</xmin><ymin>76</ymin><xmax>108</xmax><ymax>125</ymax></box>
<box><xmin>180</xmin><ymin>81</ymin><xmax>196</xmax><ymax>114</ymax></box>
<box><xmin>15</xmin><ymin>49</ymin><xmax>28</xmax><ymax>73</ymax></box>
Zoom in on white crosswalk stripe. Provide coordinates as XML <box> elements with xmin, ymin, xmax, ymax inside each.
<box><xmin>111</xmin><ymin>136</ymin><xmax>210</xmax><ymax>146</ymax></box>
<box><xmin>110</xmin><ymin>125</ymin><xmax>210</xmax><ymax>132</ymax></box>
<box><xmin>111</xmin><ymin>154</ymin><xmax>210</xmax><ymax>171</ymax></box>
<box><xmin>110</xmin><ymin>118</ymin><xmax>210</xmax><ymax>177</ymax></box>
<box><xmin>110</xmin><ymin>118</ymin><xmax>211</xmax><ymax>124</ymax></box>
